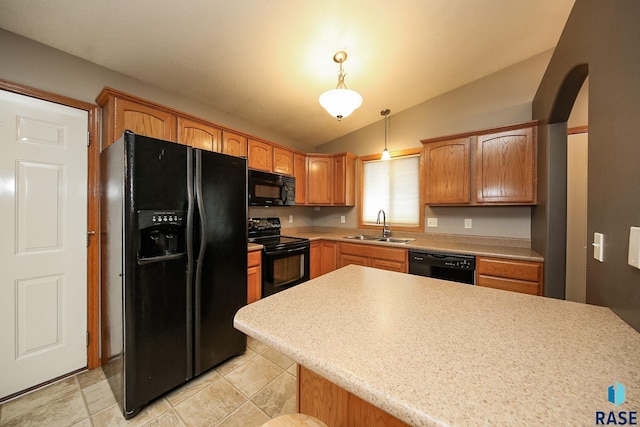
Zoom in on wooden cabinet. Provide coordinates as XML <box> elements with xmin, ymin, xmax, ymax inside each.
<box><xmin>96</xmin><ymin>88</ymin><xmax>177</xmax><ymax>149</ymax></box>
<box><xmin>247</xmin><ymin>250</ymin><xmax>262</xmax><ymax>304</ymax></box>
<box><xmin>293</xmin><ymin>153</ymin><xmax>307</xmax><ymax>204</ymax></box>
<box><xmin>307</xmin><ymin>153</ymin><xmax>356</xmax><ymax>206</ymax></box>
<box><xmin>298</xmin><ymin>365</ymin><xmax>408</xmax><ymax>427</ymax></box>
<box><xmin>475</xmin><ymin>127</ymin><xmax>536</xmax><ymax>204</ymax></box>
<box><xmin>178</xmin><ymin>116</ymin><xmax>222</xmax><ymax>151</ymax></box>
<box><xmin>338</xmin><ymin>242</ymin><xmax>407</xmax><ymax>273</ymax></box>
<box><xmin>310</xmin><ymin>241</ymin><xmax>337</xmax><ymax>279</ymax></box>
<box><xmin>307</xmin><ymin>156</ymin><xmax>333</xmax><ymax>204</ymax></box>
<box><xmin>421</xmin><ymin>122</ymin><xmax>537</xmax><ymax>206</ymax></box>
<box><xmin>273</xmin><ymin>146</ymin><xmax>294</xmax><ymax>176</ymax></box>
<box><xmin>222</xmin><ymin>131</ymin><xmax>247</xmax><ymax>157</ymax></box>
<box><xmin>248</xmin><ymin>139</ymin><xmax>273</xmax><ymax>171</ymax></box>
<box><xmin>476</xmin><ymin>256</ymin><xmax>543</xmax><ymax>296</ymax></box>
<box><xmin>422</xmin><ymin>137</ymin><xmax>471</xmax><ymax>204</ymax></box>
<box><xmin>333</xmin><ymin>153</ymin><xmax>357</xmax><ymax>206</ymax></box>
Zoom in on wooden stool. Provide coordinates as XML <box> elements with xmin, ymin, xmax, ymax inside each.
<box><xmin>261</xmin><ymin>413</ymin><xmax>327</xmax><ymax>427</ymax></box>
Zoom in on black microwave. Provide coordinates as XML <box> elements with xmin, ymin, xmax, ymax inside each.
<box><xmin>248</xmin><ymin>170</ymin><xmax>296</xmax><ymax>206</ymax></box>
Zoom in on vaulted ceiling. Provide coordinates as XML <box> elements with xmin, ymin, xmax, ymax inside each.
<box><xmin>0</xmin><ymin>0</ymin><xmax>575</xmax><ymax>146</ymax></box>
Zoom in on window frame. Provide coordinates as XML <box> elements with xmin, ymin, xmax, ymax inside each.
<box><xmin>358</xmin><ymin>148</ymin><xmax>424</xmax><ymax>232</ymax></box>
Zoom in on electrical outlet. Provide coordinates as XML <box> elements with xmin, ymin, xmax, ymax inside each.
<box><xmin>288</xmin><ymin>215</ymin><xmax>293</xmax><ymax>223</ymax></box>
<box><xmin>340</xmin><ymin>215</ymin><xmax>346</xmax><ymax>224</ymax></box>
<box><xmin>464</xmin><ymin>218</ymin><xmax>472</xmax><ymax>229</ymax></box>
<box><xmin>427</xmin><ymin>218</ymin><xmax>438</xmax><ymax>228</ymax></box>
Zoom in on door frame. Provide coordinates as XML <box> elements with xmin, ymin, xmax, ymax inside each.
<box><xmin>0</xmin><ymin>79</ymin><xmax>100</xmax><ymax>369</ymax></box>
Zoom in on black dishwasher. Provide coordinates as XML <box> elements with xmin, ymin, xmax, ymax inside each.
<box><xmin>408</xmin><ymin>250</ymin><xmax>476</xmax><ymax>285</ymax></box>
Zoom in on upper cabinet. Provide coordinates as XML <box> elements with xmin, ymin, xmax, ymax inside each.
<box><xmin>273</xmin><ymin>147</ymin><xmax>294</xmax><ymax>176</ymax></box>
<box><xmin>178</xmin><ymin>117</ymin><xmax>222</xmax><ymax>151</ymax></box>
<box><xmin>475</xmin><ymin>127</ymin><xmax>536</xmax><ymax>204</ymax></box>
<box><xmin>248</xmin><ymin>139</ymin><xmax>273</xmax><ymax>172</ymax></box>
<box><xmin>422</xmin><ymin>137</ymin><xmax>471</xmax><ymax>204</ymax></box>
<box><xmin>293</xmin><ymin>153</ymin><xmax>307</xmax><ymax>204</ymax></box>
<box><xmin>421</xmin><ymin>122</ymin><xmax>537</xmax><ymax>206</ymax></box>
<box><xmin>97</xmin><ymin>88</ymin><xmax>177</xmax><ymax>149</ymax></box>
<box><xmin>306</xmin><ymin>153</ymin><xmax>356</xmax><ymax>206</ymax></box>
<box><xmin>222</xmin><ymin>131</ymin><xmax>248</xmax><ymax>157</ymax></box>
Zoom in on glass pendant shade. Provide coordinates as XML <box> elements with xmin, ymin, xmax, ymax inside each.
<box><xmin>381</xmin><ymin>148</ymin><xmax>391</xmax><ymax>160</ymax></box>
<box><xmin>319</xmin><ymin>88</ymin><xmax>363</xmax><ymax>121</ymax></box>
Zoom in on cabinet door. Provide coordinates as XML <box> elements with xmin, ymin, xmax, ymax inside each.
<box><xmin>320</xmin><ymin>241</ymin><xmax>337</xmax><ymax>275</ymax></box>
<box><xmin>273</xmin><ymin>147</ymin><xmax>294</xmax><ymax>176</ymax></box>
<box><xmin>114</xmin><ymin>97</ymin><xmax>176</xmax><ymax>144</ymax></box>
<box><xmin>475</xmin><ymin>127</ymin><xmax>536</xmax><ymax>204</ymax></box>
<box><xmin>423</xmin><ymin>138</ymin><xmax>471</xmax><ymax>204</ymax></box>
<box><xmin>222</xmin><ymin>131</ymin><xmax>248</xmax><ymax>157</ymax></box>
<box><xmin>178</xmin><ymin>117</ymin><xmax>222</xmax><ymax>151</ymax></box>
<box><xmin>247</xmin><ymin>251</ymin><xmax>262</xmax><ymax>304</ymax></box>
<box><xmin>333</xmin><ymin>153</ymin><xmax>356</xmax><ymax>206</ymax></box>
<box><xmin>307</xmin><ymin>156</ymin><xmax>333</xmax><ymax>204</ymax></box>
<box><xmin>310</xmin><ymin>241</ymin><xmax>321</xmax><ymax>279</ymax></box>
<box><xmin>294</xmin><ymin>153</ymin><xmax>307</xmax><ymax>205</ymax></box>
<box><xmin>248</xmin><ymin>139</ymin><xmax>273</xmax><ymax>171</ymax></box>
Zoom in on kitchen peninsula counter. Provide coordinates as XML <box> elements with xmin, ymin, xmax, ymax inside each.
<box><xmin>234</xmin><ymin>265</ymin><xmax>640</xmax><ymax>426</ymax></box>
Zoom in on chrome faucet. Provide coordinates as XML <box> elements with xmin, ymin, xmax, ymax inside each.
<box><xmin>376</xmin><ymin>209</ymin><xmax>392</xmax><ymax>237</ymax></box>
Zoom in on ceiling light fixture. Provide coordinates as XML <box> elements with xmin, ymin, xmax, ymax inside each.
<box><xmin>319</xmin><ymin>51</ymin><xmax>362</xmax><ymax>121</ymax></box>
<box><xmin>381</xmin><ymin>108</ymin><xmax>391</xmax><ymax>160</ymax></box>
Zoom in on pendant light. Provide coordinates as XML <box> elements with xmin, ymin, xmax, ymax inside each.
<box><xmin>319</xmin><ymin>51</ymin><xmax>363</xmax><ymax>121</ymax></box>
<box><xmin>381</xmin><ymin>109</ymin><xmax>391</xmax><ymax>160</ymax></box>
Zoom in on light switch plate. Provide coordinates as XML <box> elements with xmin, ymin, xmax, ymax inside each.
<box><xmin>340</xmin><ymin>215</ymin><xmax>346</xmax><ymax>224</ymax></box>
<box><xmin>288</xmin><ymin>215</ymin><xmax>293</xmax><ymax>223</ymax></box>
<box><xmin>628</xmin><ymin>227</ymin><xmax>640</xmax><ymax>269</ymax></box>
<box><xmin>464</xmin><ymin>219</ymin><xmax>472</xmax><ymax>229</ymax></box>
<box><xmin>593</xmin><ymin>232</ymin><xmax>604</xmax><ymax>262</ymax></box>
<box><xmin>427</xmin><ymin>218</ymin><xmax>438</xmax><ymax>228</ymax></box>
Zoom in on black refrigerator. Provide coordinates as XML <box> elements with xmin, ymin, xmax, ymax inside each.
<box><xmin>100</xmin><ymin>131</ymin><xmax>247</xmax><ymax>419</ymax></box>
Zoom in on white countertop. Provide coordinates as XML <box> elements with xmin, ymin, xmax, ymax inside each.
<box><xmin>234</xmin><ymin>265</ymin><xmax>640</xmax><ymax>426</ymax></box>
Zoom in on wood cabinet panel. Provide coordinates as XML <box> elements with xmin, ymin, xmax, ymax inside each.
<box><xmin>248</xmin><ymin>139</ymin><xmax>273</xmax><ymax>171</ymax></box>
<box><xmin>294</xmin><ymin>153</ymin><xmax>307</xmax><ymax>204</ymax></box>
<box><xmin>476</xmin><ymin>256</ymin><xmax>543</xmax><ymax>296</ymax></box>
<box><xmin>178</xmin><ymin>117</ymin><xmax>221</xmax><ymax>151</ymax></box>
<box><xmin>298</xmin><ymin>365</ymin><xmax>408</xmax><ymax>427</ymax></box>
<box><xmin>307</xmin><ymin>156</ymin><xmax>333</xmax><ymax>204</ymax></box>
<box><xmin>320</xmin><ymin>241</ymin><xmax>337</xmax><ymax>276</ymax></box>
<box><xmin>338</xmin><ymin>242</ymin><xmax>407</xmax><ymax>273</ymax></box>
<box><xmin>310</xmin><ymin>241</ymin><xmax>321</xmax><ymax>279</ymax></box>
<box><xmin>423</xmin><ymin>137</ymin><xmax>471</xmax><ymax>204</ymax></box>
<box><xmin>273</xmin><ymin>146</ymin><xmax>294</xmax><ymax>176</ymax></box>
<box><xmin>339</xmin><ymin>253</ymin><xmax>368</xmax><ymax>268</ymax></box>
<box><xmin>333</xmin><ymin>153</ymin><xmax>356</xmax><ymax>206</ymax></box>
<box><xmin>222</xmin><ymin>131</ymin><xmax>248</xmax><ymax>157</ymax></box>
<box><xmin>475</xmin><ymin>127</ymin><xmax>536</xmax><ymax>203</ymax></box>
<box><xmin>247</xmin><ymin>250</ymin><xmax>262</xmax><ymax>304</ymax></box>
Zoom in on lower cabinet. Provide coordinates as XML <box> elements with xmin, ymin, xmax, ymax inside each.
<box><xmin>310</xmin><ymin>241</ymin><xmax>337</xmax><ymax>279</ymax></box>
<box><xmin>247</xmin><ymin>250</ymin><xmax>262</xmax><ymax>304</ymax></box>
<box><xmin>338</xmin><ymin>242</ymin><xmax>407</xmax><ymax>273</ymax></box>
<box><xmin>476</xmin><ymin>256</ymin><xmax>543</xmax><ymax>296</ymax></box>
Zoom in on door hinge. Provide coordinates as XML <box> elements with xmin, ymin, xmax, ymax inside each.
<box><xmin>87</xmin><ymin>131</ymin><xmax>91</xmax><ymax>146</ymax></box>
<box><xmin>86</xmin><ymin>331</ymin><xmax>90</xmax><ymax>347</ymax></box>
<box><xmin>87</xmin><ymin>230</ymin><xmax>96</xmax><ymax>247</ymax></box>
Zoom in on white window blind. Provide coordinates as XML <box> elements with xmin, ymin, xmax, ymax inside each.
<box><xmin>362</xmin><ymin>154</ymin><xmax>420</xmax><ymax>226</ymax></box>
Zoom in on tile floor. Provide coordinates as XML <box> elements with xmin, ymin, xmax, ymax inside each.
<box><xmin>0</xmin><ymin>337</ymin><xmax>297</xmax><ymax>427</ymax></box>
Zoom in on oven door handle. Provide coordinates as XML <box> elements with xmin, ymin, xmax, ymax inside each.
<box><xmin>264</xmin><ymin>245</ymin><xmax>308</xmax><ymax>256</ymax></box>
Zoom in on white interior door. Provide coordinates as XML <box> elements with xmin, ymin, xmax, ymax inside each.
<box><xmin>0</xmin><ymin>90</ymin><xmax>88</xmax><ymax>399</ymax></box>
<box><xmin>565</xmin><ymin>132</ymin><xmax>588</xmax><ymax>303</ymax></box>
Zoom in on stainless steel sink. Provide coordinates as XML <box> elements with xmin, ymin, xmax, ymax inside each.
<box><xmin>376</xmin><ymin>237</ymin><xmax>415</xmax><ymax>244</ymax></box>
<box><xmin>343</xmin><ymin>234</ymin><xmax>381</xmax><ymax>241</ymax></box>
<box><xmin>343</xmin><ymin>235</ymin><xmax>415</xmax><ymax>244</ymax></box>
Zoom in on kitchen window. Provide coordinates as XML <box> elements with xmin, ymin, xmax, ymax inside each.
<box><xmin>359</xmin><ymin>148</ymin><xmax>422</xmax><ymax>231</ymax></box>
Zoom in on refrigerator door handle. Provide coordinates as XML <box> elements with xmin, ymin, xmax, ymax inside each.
<box><xmin>185</xmin><ymin>147</ymin><xmax>194</xmax><ymax>376</ymax></box>
<box><xmin>193</xmin><ymin>149</ymin><xmax>207</xmax><ymax>373</ymax></box>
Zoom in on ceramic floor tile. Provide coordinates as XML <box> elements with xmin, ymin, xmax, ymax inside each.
<box><xmin>214</xmin><ymin>348</ymin><xmax>257</xmax><ymax>377</ymax></box>
<box><xmin>173</xmin><ymin>378</ymin><xmax>246</xmax><ymax>426</ymax></box>
<box><xmin>246</xmin><ymin>336</ymin><xmax>270</xmax><ymax>354</ymax></box>
<box><xmin>215</xmin><ymin>401</ymin><xmax>270</xmax><ymax>427</ymax></box>
<box><xmin>251</xmin><ymin>372</ymin><xmax>296</xmax><ymax>418</ymax></box>
<box><xmin>142</xmin><ymin>409</ymin><xmax>186</xmax><ymax>427</ymax></box>
<box><xmin>1</xmin><ymin>389</ymin><xmax>88</xmax><ymax>427</ymax></box>
<box><xmin>82</xmin><ymin>379</ymin><xmax>117</xmax><ymax>415</ymax></box>
<box><xmin>91</xmin><ymin>399</ymin><xmax>172</xmax><ymax>427</ymax></box>
<box><xmin>222</xmin><ymin>355</ymin><xmax>282</xmax><ymax>398</ymax></box>
<box><xmin>0</xmin><ymin>377</ymin><xmax>79</xmax><ymax>422</ymax></box>
<box><xmin>261</xmin><ymin>347</ymin><xmax>295</xmax><ymax>370</ymax></box>
<box><xmin>165</xmin><ymin>368</ymin><xmax>221</xmax><ymax>407</ymax></box>
<box><xmin>287</xmin><ymin>363</ymin><xmax>297</xmax><ymax>377</ymax></box>
<box><xmin>76</xmin><ymin>367</ymin><xmax>106</xmax><ymax>389</ymax></box>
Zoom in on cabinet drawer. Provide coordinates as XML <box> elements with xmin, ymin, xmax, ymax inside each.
<box><xmin>339</xmin><ymin>242</ymin><xmax>406</xmax><ymax>263</ymax></box>
<box><xmin>477</xmin><ymin>275</ymin><xmax>539</xmax><ymax>296</ymax></box>
<box><xmin>248</xmin><ymin>250</ymin><xmax>262</xmax><ymax>267</ymax></box>
<box><xmin>339</xmin><ymin>253</ymin><xmax>368</xmax><ymax>268</ymax></box>
<box><xmin>476</xmin><ymin>257</ymin><xmax>541</xmax><ymax>282</ymax></box>
<box><xmin>369</xmin><ymin>258</ymin><xmax>406</xmax><ymax>273</ymax></box>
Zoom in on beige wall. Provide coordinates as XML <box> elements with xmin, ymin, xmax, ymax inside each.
<box><xmin>0</xmin><ymin>29</ymin><xmax>314</xmax><ymax>153</ymax></box>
